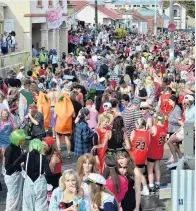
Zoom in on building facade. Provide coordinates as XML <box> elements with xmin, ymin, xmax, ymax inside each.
<box><xmin>164</xmin><ymin>3</ymin><xmax>186</xmax><ymax>30</ymax></box>
<box><xmin>1</xmin><ymin>0</ymin><xmax>68</xmax><ymax>58</ymax></box>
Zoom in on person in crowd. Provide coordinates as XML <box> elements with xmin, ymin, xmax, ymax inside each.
<box><xmin>116</xmin><ymin>150</ymin><xmax>142</xmax><ymax>211</ymax></box>
<box><xmin>139</xmin><ymin>101</ymin><xmax>153</xmax><ymax>129</ymax></box>
<box><xmin>13</xmin><ymin>138</ymin><xmax>52</xmax><ymax>211</ymax></box>
<box><xmin>77</xmin><ymin>153</ymin><xmax>98</xmax><ymax>211</ymax></box>
<box><xmin>0</xmin><ymin>77</ymin><xmax>8</xmax><ymax>97</ymax></box>
<box><xmin>47</xmin><ymin>81</ymin><xmax>58</xmax><ymax>139</ymax></box>
<box><xmin>49</xmin><ymin>169</ymin><xmax>86</xmax><ymax>211</ymax></box>
<box><xmin>16</xmin><ymin>66</ymin><xmax>25</xmax><ymax>80</ymax></box>
<box><xmin>103</xmin><ymin>155</ymin><xmax>128</xmax><ymax>208</ymax></box>
<box><xmin>86</xmin><ymin>173</ymin><xmax>118</xmax><ymax>211</ymax></box>
<box><xmin>4</xmin><ymin>129</ymin><xmax>26</xmax><ymax>211</ymax></box>
<box><xmin>122</xmin><ymin>97</ymin><xmax>142</xmax><ymax>137</ymax></box>
<box><xmin>74</xmin><ymin>108</ymin><xmax>94</xmax><ymax>158</ymax></box>
<box><xmin>43</xmin><ymin>136</ymin><xmax>62</xmax><ymax>190</ymax></box>
<box><xmin>19</xmin><ymin>79</ymin><xmax>34</xmax><ymax>121</ymax></box>
<box><xmin>0</xmin><ymin>109</ymin><xmax>16</xmax><ymax>168</ymax></box>
<box><xmin>92</xmin><ymin>115</ymin><xmax>110</xmax><ymax>173</ymax></box>
<box><xmin>54</xmin><ymin>93</ymin><xmax>74</xmax><ymax>157</ymax></box>
<box><xmin>167</xmin><ymin>94</ymin><xmax>194</xmax><ymax>168</ymax></box>
<box><xmin>86</xmin><ymin>99</ymin><xmax>98</xmax><ymax>129</ymax></box>
<box><xmin>129</xmin><ymin>118</ymin><xmax>150</xmax><ymax>195</ymax></box>
<box><xmin>147</xmin><ymin>113</ymin><xmax>167</xmax><ymax>193</ymax></box>
<box><xmin>27</xmin><ymin>104</ymin><xmax>46</xmax><ymax>139</ymax></box>
<box><xmin>167</xmin><ymin>95</ymin><xmax>182</xmax><ymax>137</ymax></box>
<box><xmin>0</xmin><ymin>91</ymin><xmax>9</xmax><ymax>111</ymax></box>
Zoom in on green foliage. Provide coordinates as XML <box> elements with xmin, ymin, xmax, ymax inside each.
<box><xmin>113</xmin><ymin>28</ymin><xmax>127</xmax><ymax>39</ymax></box>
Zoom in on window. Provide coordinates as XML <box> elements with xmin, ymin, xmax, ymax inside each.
<box><xmin>59</xmin><ymin>0</ymin><xmax>63</xmax><ymax>6</ymax></box>
<box><xmin>163</xmin><ymin>9</ymin><xmax>165</xmax><ymax>14</ymax></box>
<box><xmin>37</xmin><ymin>0</ymin><xmax>42</xmax><ymax>7</ymax></box>
<box><xmin>133</xmin><ymin>5</ymin><xmax>136</xmax><ymax>7</ymax></box>
<box><xmin>174</xmin><ymin>9</ymin><xmax>177</xmax><ymax>17</ymax></box>
<box><xmin>137</xmin><ymin>5</ymin><xmax>140</xmax><ymax>7</ymax></box>
<box><xmin>152</xmin><ymin>5</ymin><xmax>155</xmax><ymax>7</ymax></box>
<box><xmin>49</xmin><ymin>0</ymin><xmax>53</xmax><ymax>7</ymax></box>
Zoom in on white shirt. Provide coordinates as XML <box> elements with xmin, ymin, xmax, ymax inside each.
<box><xmin>17</xmin><ymin>72</ymin><xmax>24</xmax><ymax>80</ymax></box>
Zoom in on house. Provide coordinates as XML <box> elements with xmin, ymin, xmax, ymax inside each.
<box><xmin>163</xmin><ymin>3</ymin><xmax>186</xmax><ymax>29</ymax></box>
<box><xmin>72</xmin><ymin>1</ymin><xmax>123</xmax><ymax>27</ymax></box>
<box><xmin>138</xmin><ymin>8</ymin><xmax>163</xmax><ymax>33</ymax></box>
<box><xmin>117</xmin><ymin>9</ymin><xmax>148</xmax><ymax>33</ymax></box>
<box><xmin>88</xmin><ymin>0</ymin><xmax>162</xmax><ymax>10</ymax></box>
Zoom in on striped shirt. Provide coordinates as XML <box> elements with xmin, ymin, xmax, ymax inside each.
<box><xmin>122</xmin><ymin>107</ymin><xmax>142</xmax><ymax>137</ymax></box>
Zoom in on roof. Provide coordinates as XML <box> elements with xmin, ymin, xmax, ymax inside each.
<box><xmin>88</xmin><ymin>0</ymin><xmax>162</xmax><ymax>5</ymax></box>
<box><xmin>73</xmin><ymin>1</ymin><xmax>122</xmax><ymax>20</ymax></box>
<box><xmin>138</xmin><ymin>8</ymin><xmax>160</xmax><ymax>16</ymax></box>
<box><xmin>117</xmin><ymin>9</ymin><xmax>147</xmax><ymax>22</ymax></box>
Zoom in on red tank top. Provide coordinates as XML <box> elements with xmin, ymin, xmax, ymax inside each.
<box><xmin>130</xmin><ymin>130</ymin><xmax>150</xmax><ymax>165</ymax></box>
<box><xmin>160</xmin><ymin>93</ymin><xmax>172</xmax><ymax>115</ymax></box>
<box><xmin>95</xmin><ymin>128</ymin><xmax>107</xmax><ymax>174</ymax></box>
<box><xmin>147</xmin><ymin>125</ymin><xmax>167</xmax><ymax>160</ymax></box>
<box><xmin>53</xmin><ymin>152</ymin><xmax>62</xmax><ymax>174</ymax></box>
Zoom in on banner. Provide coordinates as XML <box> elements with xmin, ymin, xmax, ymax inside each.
<box><xmin>47</xmin><ymin>7</ymin><xmax>63</xmax><ymax>29</ymax></box>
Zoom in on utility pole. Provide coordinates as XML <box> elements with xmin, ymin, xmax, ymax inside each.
<box><xmin>95</xmin><ymin>0</ymin><xmax>98</xmax><ymax>39</ymax></box>
<box><xmin>154</xmin><ymin>0</ymin><xmax>157</xmax><ymax>35</ymax></box>
<box><xmin>169</xmin><ymin>0</ymin><xmax>174</xmax><ymax>60</ymax></box>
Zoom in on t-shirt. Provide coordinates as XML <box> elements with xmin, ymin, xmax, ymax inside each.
<box><xmin>20</xmin><ymin>89</ymin><xmax>34</xmax><ymax>107</ymax></box>
<box><xmin>105</xmin><ymin>176</ymin><xmax>128</xmax><ymax>203</ymax></box>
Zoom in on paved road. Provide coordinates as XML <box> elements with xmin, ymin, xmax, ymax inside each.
<box><xmin>0</xmin><ymin>143</ymin><xmax>171</xmax><ymax>211</ymax></box>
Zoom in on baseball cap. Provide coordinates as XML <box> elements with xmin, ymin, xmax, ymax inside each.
<box><xmin>184</xmin><ymin>95</ymin><xmax>194</xmax><ymax>102</ymax></box>
<box><xmin>86</xmin><ymin>173</ymin><xmax>106</xmax><ymax>186</ymax></box>
<box><xmin>43</xmin><ymin>137</ymin><xmax>54</xmax><ymax>146</ymax></box>
<box><xmin>103</xmin><ymin>102</ymin><xmax>112</xmax><ymax>109</ymax></box>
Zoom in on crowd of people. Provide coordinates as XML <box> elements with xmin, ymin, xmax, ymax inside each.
<box><xmin>0</xmin><ymin>23</ymin><xmax>195</xmax><ymax>211</ymax></box>
<box><xmin>0</xmin><ymin>31</ymin><xmax>16</xmax><ymax>55</ymax></box>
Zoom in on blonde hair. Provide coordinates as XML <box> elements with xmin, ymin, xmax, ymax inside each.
<box><xmin>76</xmin><ymin>153</ymin><xmax>98</xmax><ymax>182</ymax></box>
<box><xmin>98</xmin><ymin>115</ymin><xmax>110</xmax><ymax>128</ymax></box>
<box><xmin>59</xmin><ymin>169</ymin><xmax>80</xmax><ymax>192</ymax></box>
<box><xmin>154</xmin><ymin>112</ymin><xmax>165</xmax><ymax>125</ymax></box>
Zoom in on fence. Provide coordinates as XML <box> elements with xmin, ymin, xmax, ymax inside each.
<box><xmin>0</xmin><ymin>51</ymin><xmax>30</xmax><ymax>78</ymax></box>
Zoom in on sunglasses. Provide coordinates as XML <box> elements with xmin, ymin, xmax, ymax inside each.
<box><xmin>119</xmin><ymin>166</ymin><xmax>127</xmax><ymax>169</ymax></box>
<box><xmin>140</xmin><ymin>107</ymin><xmax>148</xmax><ymax>110</ymax></box>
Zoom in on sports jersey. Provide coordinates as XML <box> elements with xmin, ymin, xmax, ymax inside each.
<box><xmin>160</xmin><ymin>93</ymin><xmax>173</xmax><ymax>116</ymax></box>
<box><xmin>147</xmin><ymin>125</ymin><xmax>167</xmax><ymax>160</ymax></box>
<box><xmin>130</xmin><ymin>130</ymin><xmax>150</xmax><ymax>165</ymax></box>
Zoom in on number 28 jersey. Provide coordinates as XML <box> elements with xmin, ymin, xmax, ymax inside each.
<box><xmin>147</xmin><ymin>125</ymin><xmax>167</xmax><ymax>160</ymax></box>
<box><xmin>130</xmin><ymin>130</ymin><xmax>150</xmax><ymax>165</ymax></box>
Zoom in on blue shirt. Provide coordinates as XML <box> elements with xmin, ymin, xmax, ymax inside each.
<box><xmin>185</xmin><ymin>104</ymin><xmax>195</xmax><ymax>123</ymax></box>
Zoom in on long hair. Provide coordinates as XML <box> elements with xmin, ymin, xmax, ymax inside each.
<box><xmin>103</xmin><ymin>156</ymin><xmax>120</xmax><ymax>193</ymax></box>
<box><xmin>116</xmin><ymin>150</ymin><xmax>136</xmax><ymax>180</ymax></box>
<box><xmin>97</xmin><ymin>115</ymin><xmax>110</xmax><ymax>128</ymax></box>
<box><xmin>90</xmin><ymin>183</ymin><xmax>116</xmax><ymax>208</ymax></box>
<box><xmin>59</xmin><ymin>169</ymin><xmax>80</xmax><ymax>192</ymax></box>
<box><xmin>112</xmin><ymin>116</ymin><xmax>124</xmax><ymax>143</ymax></box>
<box><xmin>76</xmin><ymin>153</ymin><xmax>98</xmax><ymax>182</ymax></box>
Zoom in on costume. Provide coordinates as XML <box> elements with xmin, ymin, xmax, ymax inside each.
<box><xmin>4</xmin><ymin>129</ymin><xmax>26</xmax><ymax>211</ymax></box>
<box><xmin>37</xmin><ymin>91</ymin><xmax>51</xmax><ymax>130</ymax></box>
<box><xmin>54</xmin><ymin>93</ymin><xmax>74</xmax><ymax>135</ymax></box>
